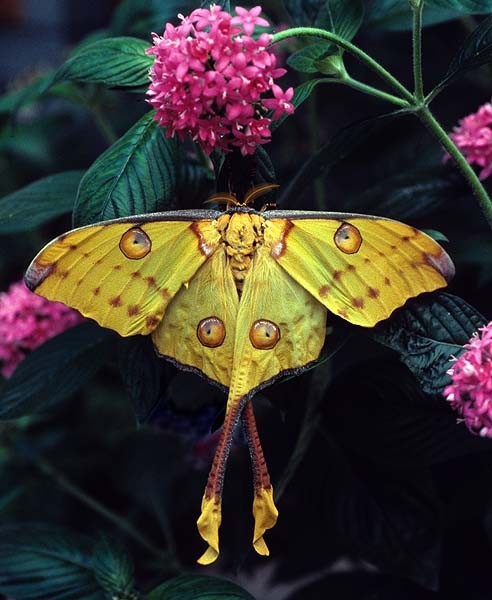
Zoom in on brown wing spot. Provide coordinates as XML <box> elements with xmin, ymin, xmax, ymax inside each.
<box><xmin>197</xmin><ymin>317</ymin><xmax>226</xmax><ymax>348</ymax></box>
<box><xmin>109</xmin><ymin>295</ymin><xmax>122</xmax><ymax>307</ymax></box>
<box><xmin>384</xmin><ymin>277</ymin><xmax>391</xmax><ymax>286</ymax></box>
<box><xmin>145</xmin><ymin>276</ymin><xmax>157</xmax><ymax>288</ymax></box>
<box><xmin>131</xmin><ymin>271</ymin><xmax>141</xmax><ymax>279</ymax></box>
<box><xmin>146</xmin><ymin>315</ymin><xmax>160</xmax><ymax>329</ymax></box>
<box><xmin>160</xmin><ymin>288</ymin><xmax>171</xmax><ymax>300</ymax></box>
<box><xmin>113</xmin><ymin>264</ymin><xmax>122</xmax><ymax>271</ymax></box>
<box><xmin>120</xmin><ymin>227</ymin><xmax>152</xmax><ymax>259</ymax></box>
<box><xmin>352</xmin><ymin>297</ymin><xmax>364</xmax><ymax>309</ymax></box>
<box><xmin>401</xmin><ymin>236</ymin><xmax>411</xmax><ymax>242</ymax></box>
<box><xmin>423</xmin><ymin>250</ymin><xmax>455</xmax><ymax>281</ymax></box>
<box><xmin>347</xmin><ymin>264</ymin><xmax>356</xmax><ymax>272</ymax></box>
<box><xmin>367</xmin><ymin>287</ymin><xmax>380</xmax><ymax>299</ymax></box>
<box><xmin>270</xmin><ymin>220</ymin><xmax>294</xmax><ymax>259</ymax></box>
<box><xmin>250</xmin><ymin>319</ymin><xmax>280</xmax><ymax>350</ymax></box>
<box><xmin>364</xmin><ymin>257</ymin><xmax>371</xmax><ymax>263</ymax></box>
<box><xmin>93</xmin><ymin>287</ymin><xmax>101</xmax><ymax>296</ymax></box>
<box><xmin>69</xmin><ymin>244</ymin><xmax>78</xmax><ymax>250</ymax></box>
<box><xmin>334</xmin><ymin>222</ymin><xmax>362</xmax><ymax>254</ymax></box>
<box><xmin>333</xmin><ymin>270</ymin><xmax>342</xmax><ymax>281</ymax></box>
<box><xmin>378</xmin><ymin>251</ymin><xmax>385</xmax><ymax>257</ymax></box>
<box><xmin>60</xmin><ymin>271</ymin><xmax>69</xmax><ymax>279</ymax></box>
<box><xmin>58</xmin><ymin>234</ymin><xmax>67</xmax><ymax>242</ymax></box>
<box><xmin>390</xmin><ymin>245</ymin><xmax>397</xmax><ymax>250</ymax></box>
<box><xmin>319</xmin><ymin>285</ymin><xmax>330</xmax><ymax>298</ymax></box>
<box><xmin>83</xmin><ymin>252</ymin><xmax>90</xmax><ymax>258</ymax></box>
<box><xmin>190</xmin><ymin>222</ymin><xmax>216</xmax><ymax>257</ymax></box>
<box><xmin>128</xmin><ymin>305</ymin><xmax>139</xmax><ymax>316</ymax></box>
<box><xmin>338</xmin><ymin>309</ymin><xmax>348</xmax><ymax>318</ymax></box>
<box><xmin>95</xmin><ymin>258</ymin><xmax>103</xmax><ymax>265</ymax></box>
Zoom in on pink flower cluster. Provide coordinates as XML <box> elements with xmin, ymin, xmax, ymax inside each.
<box><xmin>146</xmin><ymin>5</ymin><xmax>294</xmax><ymax>155</ymax></box>
<box><xmin>0</xmin><ymin>280</ymin><xmax>82</xmax><ymax>378</ymax></box>
<box><xmin>449</xmin><ymin>100</ymin><xmax>492</xmax><ymax>180</ymax></box>
<box><xmin>444</xmin><ymin>322</ymin><xmax>492</xmax><ymax>437</ymax></box>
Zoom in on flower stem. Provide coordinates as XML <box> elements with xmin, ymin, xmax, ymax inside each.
<box><xmin>37</xmin><ymin>456</ymin><xmax>174</xmax><ymax>565</ymax></box>
<box><xmin>341</xmin><ymin>76</ymin><xmax>410</xmax><ymax>107</ymax></box>
<box><xmin>411</xmin><ymin>0</ymin><xmax>425</xmax><ymax>102</ymax></box>
<box><xmin>417</xmin><ymin>106</ymin><xmax>492</xmax><ymax>229</ymax></box>
<box><xmin>271</xmin><ymin>27</ymin><xmax>414</xmax><ymax>103</ymax></box>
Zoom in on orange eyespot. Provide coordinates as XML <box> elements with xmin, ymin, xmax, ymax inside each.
<box><xmin>119</xmin><ymin>227</ymin><xmax>151</xmax><ymax>259</ymax></box>
<box><xmin>250</xmin><ymin>319</ymin><xmax>280</xmax><ymax>350</ymax></box>
<box><xmin>197</xmin><ymin>317</ymin><xmax>226</xmax><ymax>348</ymax></box>
<box><xmin>334</xmin><ymin>222</ymin><xmax>362</xmax><ymax>254</ymax></box>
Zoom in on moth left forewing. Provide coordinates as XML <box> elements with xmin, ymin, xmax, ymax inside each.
<box><xmin>263</xmin><ymin>213</ymin><xmax>454</xmax><ymax>327</ymax></box>
<box><xmin>25</xmin><ymin>215</ymin><xmax>221</xmax><ymax>336</ymax></box>
<box><xmin>227</xmin><ymin>245</ymin><xmax>327</xmax><ymax>405</ymax></box>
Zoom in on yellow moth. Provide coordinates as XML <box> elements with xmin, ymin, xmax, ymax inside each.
<box><xmin>25</xmin><ymin>183</ymin><xmax>454</xmax><ymax>564</ymax></box>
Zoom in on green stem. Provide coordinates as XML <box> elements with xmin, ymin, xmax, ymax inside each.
<box><xmin>37</xmin><ymin>457</ymin><xmax>173</xmax><ymax>565</ymax></box>
<box><xmin>418</xmin><ymin>106</ymin><xmax>492</xmax><ymax>229</ymax></box>
<box><xmin>342</xmin><ymin>76</ymin><xmax>410</xmax><ymax>107</ymax></box>
<box><xmin>271</xmin><ymin>27</ymin><xmax>414</xmax><ymax>103</ymax></box>
<box><xmin>411</xmin><ymin>0</ymin><xmax>425</xmax><ymax>102</ymax></box>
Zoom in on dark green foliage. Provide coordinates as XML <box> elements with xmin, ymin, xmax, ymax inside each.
<box><xmin>74</xmin><ymin>112</ymin><xmax>177</xmax><ymax>225</ymax></box>
<box><xmin>145</xmin><ymin>575</ymin><xmax>255</xmax><ymax>599</ymax></box>
<box><xmin>372</xmin><ymin>293</ymin><xmax>486</xmax><ymax>395</ymax></box>
<box><xmin>434</xmin><ymin>15</ymin><xmax>492</xmax><ymax>94</ymax></box>
<box><xmin>55</xmin><ymin>38</ymin><xmax>153</xmax><ymax>89</ymax></box>
<box><xmin>0</xmin><ymin>171</ymin><xmax>84</xmax><ymax>233</ymax></box>
<box><xmin>0</xmin><ymin>524</ymin><xmax>107</xmax><ymax>599</ymax></box>
<box><xmin>118</xmin><ymin>337</ymin><xmax>163</xmax><ymax>423</ymax></box>
<box><xmin>0</xmin><ymin>323</ymin><xmax>113</xmax><ymax>419</ymax></box>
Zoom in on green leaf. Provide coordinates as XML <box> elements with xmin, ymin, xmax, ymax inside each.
<box><xmin>0</xmin><ymin>171</ymin><xmax>83</xmax><ymax>233</ymax></box>
<box><xmin>255</xmin><ymin>146</ymin><xmax>276</xmax><ymax>185</ymax></box>
<box><xmin>423</xmin><ymin>229</ymin><xmax>449</xmax><ymax>243</ymax></box>
<box><xmin>372</xmin><ymin>292</ymin><xmax>487</xmax><ymax>395</ymax></box>
<box><xmin>145</xmin><ymin>575</ymin><xmax>255</xmax><ymax>600</ymax></box>
<box><xmin>74</xmin><ymin>111</ymin><xmax>177</xmax><ymax>226</ymax></box>
<box><xmin>0</xmin><ymin>524</ymin><xmax>105</xmax><ymax>600</ymax></box>
<box><xmin>287</xmin><ymin>43</ymin><xmax>336</xmax><ymax>73</ymax></box>
<box><xmin>284</xmin><ymin>0</ymin><xmax>328</xmax><ymax>25</ymax></box>
<box><xmin>345</xmin><ymin>166</ymin><xmax>461</xmax><ymax>220</ymax></box>
<box><xmin>435</xmin><ymin>15</ymin><xmax>492</xmax><ymax>92</ymax></box>
<box><xmin>287</xmin><ymin>1</ymin><xmax>363</xmax><ymax>73</ymax></box>
<box><xmin>117</xmin><ymin>336</ymin><xmax>163</xmax><ymax>423</ymax></box>
<box><xmin>0</xmin><ymin>323</ymin><xmax>113</xmax><ymax>419</ymax></box>
<box><xmin>93</xmin><ymin>537</ymin><xmax>135</xmax><ymax>597</ymax></box>
<box><xmin>315</xmin><ymin>0</ymin><xmax>364</xmax><ymax>41</ymax></box>
<box><xmin>279</xmin><ymin>112</ymin><xmax>397</xmax><ymax>208</ymax></box>
<box><xmin>366</xmin><ymin>0</ymin><xmax>492</xmax><ymax>30</ymax></box>
<box><xmin>176</xmin><ymin>152</ymin><xmax>215</xmax><ymax>206</ymax></box>
<box><xmin>55</xmin><ymin>37</ymin><xmax>153</xmax><ymax>88</ymax></box>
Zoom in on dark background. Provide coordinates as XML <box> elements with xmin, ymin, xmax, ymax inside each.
<box><xmin>1</xmin><ymin>2</ymin><xmax>492</xmax><ymax>599</ymax></box>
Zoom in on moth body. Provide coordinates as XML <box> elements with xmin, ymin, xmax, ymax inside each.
<box><xmin>215</xmin><ymin>212</ymin><xmax>266</xmax><ymax>292</ymax></box>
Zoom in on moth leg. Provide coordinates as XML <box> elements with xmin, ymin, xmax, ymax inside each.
<box><xmin>196</xmin><ymin>395</ymin><xmax>245</xmax><ymax>565</ymax></box>
<box><xmin>241</xmin><ymin>400</ymin><xmax>278</xmax><ymax>556</ymax></box>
